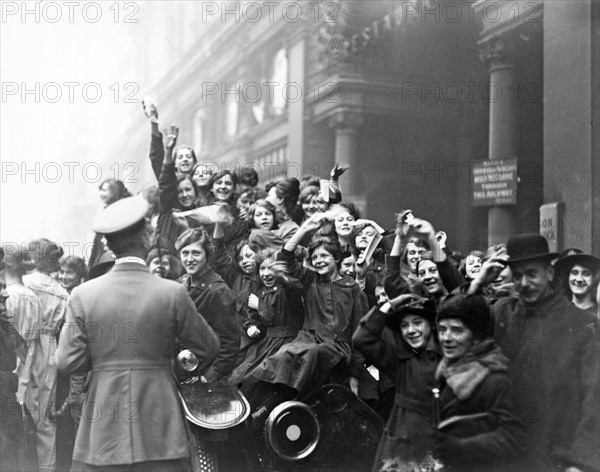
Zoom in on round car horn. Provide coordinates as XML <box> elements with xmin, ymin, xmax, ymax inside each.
<box><xmin>264</xmin><ymin>401</ymin><xmax>320</xmax><ymax>461</ymax></box>
<box><xmin>176</xmin><ymin>349</ymin><xmax>199</xmax><ymax>372</ymax></box>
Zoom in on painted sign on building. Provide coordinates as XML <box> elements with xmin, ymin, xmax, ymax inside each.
<box><xmin>540</xmin><ymin>202</ymin><xmax>562</xmax><ymax>252</ymax></box>
<box><xmin>472</xmin><ymin>159</ymin><xmax>517</xmax><ymax>206</ymax></box>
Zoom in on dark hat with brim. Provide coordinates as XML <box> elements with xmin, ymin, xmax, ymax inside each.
<box><xmin>387</xmin><ymin>297</ymin><xmax>437</xmax><ymax>331</ymax></box>
<box><xmin>89</xmin><ymin>251</ymin><xmax>116</xmax><ymax>279</ymax></box>
<box><xmin>506</xmin><ymin>233</ymin><xmax>558</xmax><ymax>265</ymax></box>
<box><xmin>92</xmin><ymin>196</ymin><xmax>150</xmax><ymax>235</ymax></box>
<box><xmin>554</xmin><ymin>249</ymin><xmax>600</xmax><ymax>278</ymax></box>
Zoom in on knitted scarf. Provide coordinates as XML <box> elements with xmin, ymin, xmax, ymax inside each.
<box><xmin>435</xmin><ymin>338</ymin><xmax>508</xmax><ymax>401</ymax></box>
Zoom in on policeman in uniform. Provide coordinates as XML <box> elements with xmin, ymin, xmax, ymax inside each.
<box><xmin>56</xmin><ymin>197</ymin><xmax>220</xmax><ymax>471</ymax></box>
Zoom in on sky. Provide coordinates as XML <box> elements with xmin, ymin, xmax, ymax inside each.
<box><xmin>1</xmin><ymin>1</ymin><xmax>170</xmax><ymax>256</ymax></box>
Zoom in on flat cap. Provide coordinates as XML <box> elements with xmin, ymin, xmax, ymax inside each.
<box><xmin>92</xmin><ymin>196</ymin><xmax>149</xmax><ymax>235</ymax></box>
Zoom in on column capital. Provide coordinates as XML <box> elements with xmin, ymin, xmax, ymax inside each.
<box><xmin>478</xmin><ymin>35</ymin><xmax>514</xmax><ymax>65</ymax></box>
<box><xmin>328</xmin><ymin>110</ymin><xmax>364</xmax><ymax>130</ymax></box>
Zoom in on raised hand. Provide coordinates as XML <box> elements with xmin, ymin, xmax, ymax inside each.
<box><xmin>408</xmin><ymin>218</ymin><xmax>436</xmax><ymax>241</ymax></box>
<box><xmin>330</xmin><ymin>163</ymin><xmax>350</xmax><ymax>180</ymax></box>
<box><xmin>388</xmin><ymin>293</ymin><xmax>420</xmax><ymax>310</ymax></box>
<box><xmin>163</xmin><ymin>124</ymin><xmax>179</xmax><ymax>151</ymax></box>
<box><xmin>468</xmin><ymin>257</ymin><xmax>509</xmax><ymax>294</ymax></box>
<box><xmin>394</xmin><ymin>210</ymin><xmax>412</xmax><ymax>239</ymax></box>
<box><xmin>142</xmin><ymin>95</ymin><xmax>159</xmax><ymax>121</ymax></box>
<box><xmin>301</xmin><ymin>212</ymin><xmax>324</xmax><ymax>234</ymax></box>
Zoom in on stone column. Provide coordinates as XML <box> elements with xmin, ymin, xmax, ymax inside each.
<box><xmin>286</xmin><ymin>24</ymin><xmax>310</xmax><ymax>174</ymax></box>
<box><xmin>479</xmin><ymin>36</ymin><xmax>519</xmax><ymax>246</ymax></box>
<box><xmin>328</xmin><ymin>110</ymin><xmax>364</xmax><ymax>199</ymax></box>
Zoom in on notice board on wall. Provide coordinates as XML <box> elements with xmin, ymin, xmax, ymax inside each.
<box><xmin>472</xmin><ymin>159</ymin><xmax>518</xmax><ymax>207</ymax></box>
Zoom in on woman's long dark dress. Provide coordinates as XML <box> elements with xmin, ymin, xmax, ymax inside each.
<box><xmin>252</xmin><ymin>248</ymin><xmax>368</xmax><ymax>396</ymax></box>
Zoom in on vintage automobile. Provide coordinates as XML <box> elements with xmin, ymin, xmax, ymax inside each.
<box><xmin>175</xmin><ymin>348</ymin><xmax>384</xmax><ymax>472</ymax></box>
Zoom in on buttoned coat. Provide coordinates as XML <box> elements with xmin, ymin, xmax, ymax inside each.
<box><xmin>492</xmin><ymin>291</ymin><xmax>599</xmax><ymax>471</ymax></box>
<box><xmin>179</xmin><ymin>268</ymin><xmax>239</xmax><ymax>382</ymax></box>
<box><xmin>55</xmin><ymin>263</ymin><xmax>219</xmax><ymax>466</ymax></box>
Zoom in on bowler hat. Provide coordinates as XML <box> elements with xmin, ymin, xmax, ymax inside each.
<box><xmin>506</xmin><ymin>233</ymin><xmax>558</xmax><ymax>265</ymax></box>
<box><xmin>92</xmin><ymin>196</ymin><xmax>150</xmax><ymax>235</ymax></box>
<box><xmin>553</xmin><ymin>248</ymin><xmax>600</xmax><ymax>279</ymax></box>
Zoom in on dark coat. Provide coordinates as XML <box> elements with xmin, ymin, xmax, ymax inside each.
<box><xmin>252</xmin><ymin>248</ymin><xmax>368</xmax><ymax>395</ymax></box>
<box><xmin>149</xmin><ymin>132</ymin><xmax>164</xmax><ymax>181</ymax></box>
<box><xmin>364</xmin><ymin>258</ymin><xmax>385</xmax><ymax>308</ymax></box>
<box><xmin>212</xmin><ymin>239</ymin><xmax>261</xmax><ymax>361</ymax></box>
<box><xmin>384</xmin><ymin>255</ymin><xmax>413</xmax><ymax>299</ymax></box>
<box><xmin>55</xmin><ymin>263</ymin><xmax>219</xmax><ymax>466</ymax></box>
<box><xmin>229</xmin><ymin>279</ymin><xmax>304</xmax><ymax>386</ymax></box>
<box><xmin>353</xmin><ymin>306</ymin><xmax>442</xmax><ymax>471</ymax></box>
<box><xmin>492</xmin><ymin>291</ymin><xmax>600</xmax><ymax>471</ymax></box>
<box><xmin>212</xmin><ymin>239</ymin><xmax>261</xmax><ymax>321</ymax></box>
<box><xmin>437</xmin><ymin>366</ymin><xmax>527</xmax><ymax>472</ymax></box>
<box><xmin>179</xmin><ymin>269</ymin><xmax>240</xmax><ymax>382</ymax></box>
<box><xmin>155</xmin><ymin>162</ymin><xmax>190</xmax><ymax>254</ymax></box>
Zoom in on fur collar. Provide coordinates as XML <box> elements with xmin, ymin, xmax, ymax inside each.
<box><xmin>435</xmin><ymin>339</ymin><xmax>508</xmax><ymax>401</ymax></box>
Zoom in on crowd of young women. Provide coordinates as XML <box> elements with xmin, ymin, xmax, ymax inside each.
<box><xmin>1</xmin><ymin>104</ymin><xmax>599</xmax><ymax>472</ymax></box>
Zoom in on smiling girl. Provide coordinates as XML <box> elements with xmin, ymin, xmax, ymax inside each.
<box><xmin>250</xmin><ymin>214</ymin><xmax>368</xmax><ymax>417</ymax></box>
<box><xmin>554</xmin><ymin>249</ymin><xmax>600</xmax><ymax>315</ymax></box>
<box><xmin>229</xmin><ymin>248</ymin><xmax>304</xmax><ymax>391</ymax></box>
<box><xmin>352</xmin><ymin>295</ymin><xmax>441</xmax><ymax>471</ymax></box>
<box><xmin>207</xmin><ymin>170</ymin><xmax>238</xmax><ymax>206</ymax></box>
<box><xmin>154</xmin><ymin>125</ymin><xmax>200</xmax><ymax>253</ymax></box>
<box><xmin>459</xmin><ymin>251</ymin><xmax>484</xmax><ymax>281</ymax></box>
<box><xmin>245</xmin><ymin>199</ymin><xmax>286</xmax><ymax>251</ymax></box>
<box><xmin>297</xmin><ymin>185</ymin><xmax>320</xmax><ymax>223</ymax></box>
<box><xmin>175</xmin><ymin>228</ymin><xmax>239</xmax><ymax>382</ymax></box>
<box><xmin>265</xmin><ymin>177</ymin><xmax>300</xmax><ymax>243</ymax></box>
<box><xmin>332</xmin><ymin>202</ymin><xmax>360</xmax><ymax>252</ymax></box>
<box><xmin>190</xmin><ymin>163</ymin><xmax>213</xmax><ymax>206</ymax></box>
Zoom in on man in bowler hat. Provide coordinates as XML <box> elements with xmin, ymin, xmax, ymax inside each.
<box><xmin>471</xmin><ymin>233</ymin><xmax>599</xmax><ymax>472</ymax></box>
<box><xmin>56</xmin><ymin>197</ymin><xmax>220</xmax><ymax>471</ymax></box>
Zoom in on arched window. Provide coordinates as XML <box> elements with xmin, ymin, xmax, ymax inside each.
<box><xmin>270</xmin><ymin>48</ymin><xmax>288</xmax><ymax>116</ymax></box>
<box><xmin>193</xmin><ymin>109</ymin><xmax>205</xmax><ymax>154</ymax></box>
<box><xmin>226</xmin><ymin>98</ymin><xmax>239</xmax><ymax>138</ymax></box>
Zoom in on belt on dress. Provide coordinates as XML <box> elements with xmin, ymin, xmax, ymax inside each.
<box><xmin>265</xmin><ymin>326</ymin><xmax>297</xmax><ymax>337</ymax></box>
<box><xmin>91</xmin><ymin>358</ymin><xmax>172</xmax><ymax>372</ymax></box>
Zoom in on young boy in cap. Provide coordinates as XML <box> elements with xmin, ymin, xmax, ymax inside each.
<box><xmin>56</xmin><ymin>197</ymin><xmax>220</xmax><ymax>472</ymax></box>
